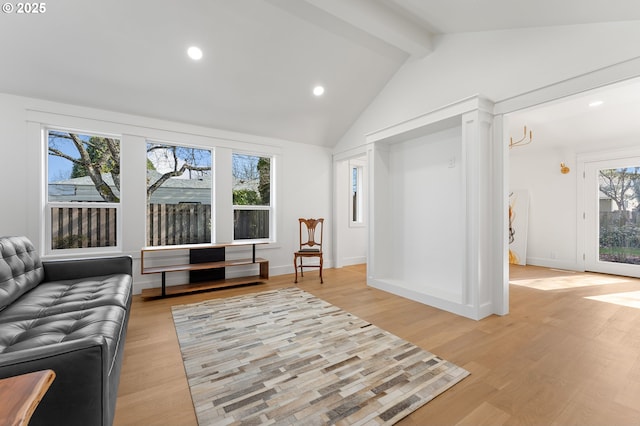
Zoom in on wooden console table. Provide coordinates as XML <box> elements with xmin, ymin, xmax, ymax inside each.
<box><xmin>0</xmin><ymin>369</ymin><xmax>55</xmax><ymax>426</ymax></box>
<box><xmin>140</xmin><ymin>242</ymin><xmax>268</xmax><ymax>299</ymax></box>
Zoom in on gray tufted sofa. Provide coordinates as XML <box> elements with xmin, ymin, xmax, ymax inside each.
<box><xmin>0</xmin><ymin>236</ymin><xmax>133</xmax><ymax>426</ymax></box>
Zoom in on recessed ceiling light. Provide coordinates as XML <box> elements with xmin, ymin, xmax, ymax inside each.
<box><xmin>187</xmin><ymin>46</ymin><xmax>203</xmax><ymax>61</ymax></box>
<box><xmin>589</xmin><ymin>100</ymin><xmax>604</xmax><ymax>107</ymax></box>
<box><xmin>313</xmin><ymin>86</ymin><xmax>325</xmax><ymax>97</ymax></box>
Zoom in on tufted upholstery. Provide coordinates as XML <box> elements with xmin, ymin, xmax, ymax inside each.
<box><xmin>0</xmin><ymin>306</ymin><xmax>126</xmax><ymax>373</ymax></box>
<box><xmin>0</xmin><ymin>236</ymin><xmax>132</xmax><ymax>426</ymax></box>
<box><xmin>0</xmin><ymin>275</ymin><xmax>131</xmax><ymax>323</ymax></box>
<box><xmin>0</xmin><ymin>236</ymin><xmax>44</xmax><ymax>311</ymax></box>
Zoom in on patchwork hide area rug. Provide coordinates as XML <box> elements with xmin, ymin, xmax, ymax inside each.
<box><xmin>171</xmin><ymin>287</ymin><xmax>469</xmax><ymax>425</ymax></box>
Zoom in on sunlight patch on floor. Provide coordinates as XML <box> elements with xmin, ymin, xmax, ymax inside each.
<box><xmin>586</xmin><ymin>291</ymin><xmax>640</xmax><ymax>309</ymax></box>
<box><xmin>510</xmin><ymin>274</ymin><xmax>628</xmax><ymax>291</ymax></box>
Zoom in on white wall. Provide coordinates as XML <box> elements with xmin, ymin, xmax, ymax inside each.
<box><xmin>334</xmin><ymin>155</ymin><xmax>367</xmax><ymax>267</ymax></box>
<box><xmin>388</xmin><ymin>126</ymin><xmax>464</xmax><ymax>298</ymax></box>
<box><xmin>0</xmin><ymin>93</ymin><xmax>332</xmax><ymax>294</ymax></box>
<box><xmin>509</xmin><ymin>148</ymin><xmax>579</xmax><ymax>269</ymax></box>
<box><xmin>334</xmin><ymin>22</ymin><xmax>640</xmax><ymax>155</ymax></box>
<box><xmin>0</xmin><ymin>95</ymin><xmax>31</xmax><ymax>236</ymax></box>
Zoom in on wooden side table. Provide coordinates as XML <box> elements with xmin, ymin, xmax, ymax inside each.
<box><xmin>0</xmin><ymin>370</ymin><xmax>56</xmax><ymax>426</ymax></box>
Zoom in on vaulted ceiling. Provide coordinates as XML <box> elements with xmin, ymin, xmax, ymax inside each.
<box><xmin>2</xmin><ymin>0</ymin><xmax>640</xmax><ymax>147</ymax></box>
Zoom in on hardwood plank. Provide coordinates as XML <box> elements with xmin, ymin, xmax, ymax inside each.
<box><xmin>455</xmin><ymin>401</ymin><xmax>510</xmax><ymax>425</ymax></box>
<box><xmin>114</xmin><ymin>264</ymin><xmax>640</xmax><ymax>425</ymax></box>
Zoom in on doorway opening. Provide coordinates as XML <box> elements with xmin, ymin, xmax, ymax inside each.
<box><xmin>505</xmin><ymin>76</ymin><xmax>640</xmax><ymax>278</ymax></box>
<box><xmin>333</xmin><ymin>152</ymin><xmax>368</xmax><ymax>268</ymax></box>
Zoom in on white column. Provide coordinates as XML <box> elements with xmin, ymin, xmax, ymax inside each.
<box><xmin>462</xmin><ymin>108</ymin><xmax>499</xmax><ymax>319</ymax></box>
<box><xmin>215</xmin><ymin>147</ymin><xmax>233</xmax><ymax>243</ymax></box>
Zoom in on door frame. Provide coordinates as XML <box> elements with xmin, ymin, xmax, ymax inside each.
<box><xmin>332</xmin><ymin>146</ymin><xmax>369</xmax><ymax>269</ymax></box>
<box><xmin>578</xmin><ymin>148</ymin><xmax>640</xmax><ymax>277</ymax></box>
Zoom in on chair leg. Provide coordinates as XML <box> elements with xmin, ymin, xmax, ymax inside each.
<box><xmin>295</xmin><ymin>255</ymin><xmax>324</xmax><ymax>284</ymax></box>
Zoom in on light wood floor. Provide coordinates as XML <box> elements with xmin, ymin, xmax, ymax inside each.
<box><xmin>114</xmin><ymin>265</ymin><xmax>640</xmax><ymax>425</ymax></box>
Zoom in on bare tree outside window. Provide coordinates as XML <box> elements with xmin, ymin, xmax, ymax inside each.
<box><xmin>47</xmin><ymin>130</ymin><xmax>121</xmax><ymax>249</ymax></box>
<box><xmin>146</xmin><ymin>142</ymin><xmax>212</xmax><ymax>246</ymax></box>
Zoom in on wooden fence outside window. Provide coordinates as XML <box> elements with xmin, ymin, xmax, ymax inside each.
<box><xmin>50</xmin><ymin>206</ymin><xmax>118</xmax><ymax>249</ymax></box>
<box><xmin>147</xmin><ymin>203</ymin><xmax>211</xmax><ymax>246</ymax></box>
<box><xmin>50</xmin><ymin>204</ymin><xmax>212</xmax><ymax>249</ymax></box>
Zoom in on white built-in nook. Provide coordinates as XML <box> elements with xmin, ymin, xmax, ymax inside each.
<box><xmin>366</xmin><ymin>95</ymin><xmax>507</xmax><ymax>320</ymax></box>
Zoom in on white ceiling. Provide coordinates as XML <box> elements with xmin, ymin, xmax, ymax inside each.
<box><xmin>507</xmin><ymin>77</ymin><xmax>640</xmax><ymax>155</ymax></box>
<box><xmin>2</xmin><ymin>0</ymin><xmax>640</xmax><ymax>147</ymax></box>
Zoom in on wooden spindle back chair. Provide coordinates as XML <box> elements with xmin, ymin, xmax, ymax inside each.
<box><xmin>293</xmin><ymin>218</ymin><xmax>324</xmax><ymax>284</ymax></box>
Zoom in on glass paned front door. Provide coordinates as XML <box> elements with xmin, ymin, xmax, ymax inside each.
<box><xmin>598</xmin><ymin>166</ymin><xmax>640</xmax><ymax>265</ymax></box>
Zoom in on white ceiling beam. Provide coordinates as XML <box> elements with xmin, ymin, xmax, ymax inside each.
<box><xmin>266</xmin><ymin>0</ymin><xmax>408</xmax><ymax>61</ymax></box>
<box><xmin>303</xmin><ymin>0</ymin><xmax>433</xmax><ymax>58</ymax></box>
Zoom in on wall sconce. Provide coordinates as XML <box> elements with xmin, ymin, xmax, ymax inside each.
<box><xmin>560</xmin><ymin>162</ymin><xmax>570</xmax><ymax>174</ymax></box>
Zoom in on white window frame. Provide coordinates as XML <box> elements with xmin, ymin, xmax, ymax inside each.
<box><xmin>145</xmin><ymin>139</ymin><xmax>214</xmax><ymax>247</ymax></box>
<box><xmin>44</xmin><ymin>127</ymin><xmax>123</xmax><ymax>255</ymax></box>
<box><xmin>232</xmin><ymin>151</ymin><xmax>275</xmax><ymax>243</ymax></box>
<box><xmin>581</xmin><ymin>154</ymin><xmax>640</xmax><ymax>278</ymax></box>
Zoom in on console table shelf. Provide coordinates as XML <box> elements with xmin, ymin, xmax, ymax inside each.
<box><xmin>140</xmin><ymin>242</ymin><xmax>268</xmax><ymax>299</ymax></box>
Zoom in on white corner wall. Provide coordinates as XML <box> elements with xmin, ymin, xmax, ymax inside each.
<box><xmin>0</xmin><ymin>93</ymin><xmax>333</xmax><ymax>294</ymax></box>
<box><xmin>387</xmin><ymin>126</ymin><xmax>464</xmax><ymax>298</ymax></box>
<box><xmin>509</xmin><ymin>148</ymin><xmax>579</xmax><ymax>269</ymax></box>
<box><xmin>367</xmin><ymin>96</ymin><xmax>503</xmax><ymax>320</ymax></box>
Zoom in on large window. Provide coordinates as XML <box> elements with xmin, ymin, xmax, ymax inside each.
<box><xmin>146</xmin><ymin>142</ymin><xmax>212</xmax><ymax>246</ymax></box>
<box><xmin>232</xmin><ymin>153</ymin><xmax>272</xmax><ymax>240</ymax></box>
<box><xmin>47</xmin><ymin>129</ymin><xmax>121</xmax><ymax>251</ymax></box>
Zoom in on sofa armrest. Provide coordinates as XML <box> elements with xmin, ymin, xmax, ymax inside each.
<box><xmin>42</xmin><ymin>255</ymin><xmax>132</xmax><ymax>282</ymax></box>
<box><xmin>0</xmin><ymin>337</ymin><xmax>110</xmax><ymax>426</ymax></box>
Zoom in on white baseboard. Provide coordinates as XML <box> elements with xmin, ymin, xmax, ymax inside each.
<box><xmin>525</xmin><ymin>257</ymin><xmax>583</xmax><ymax>272</ymax></box>
<box><xmin>337</xmin><ymin>256</ymin><xmax>366</xmax><ymax>267</ymax></box>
